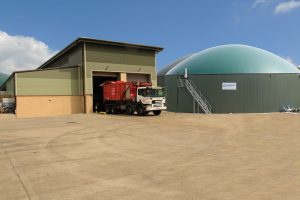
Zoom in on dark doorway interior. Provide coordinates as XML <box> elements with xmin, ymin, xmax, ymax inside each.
<box><xmin>93</xmin><ymin>76</ymin><xmax>117</xmax><ymax>112</ymax></box>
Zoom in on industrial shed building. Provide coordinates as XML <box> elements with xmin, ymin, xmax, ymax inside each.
<box><xmin>0</xmin><ymin>37</ymin><xmax>163</xmax><ymax>117</ymax></box>
<box><xmin>158</xmin><ymin>44</ymin><xmax>300</xmax><ymax>113</ymax></box>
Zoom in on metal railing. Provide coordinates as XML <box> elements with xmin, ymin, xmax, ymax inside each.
<box><xmin>177</xmin><ymin>77</ymin><xmax>212</xmax><ymax>114</ymax></box>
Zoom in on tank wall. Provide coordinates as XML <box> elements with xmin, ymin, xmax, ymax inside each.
<box><xmin>165</xmin><ymin>76</ymin><xmax>178</xmax><ymax>111</ymax></box>
<box><xmin>165</xmin><ymin>74</ymin><xmax>300</xmax><ymax>113</ymax></box>
<box><xmin>157</xmin><ymin>75</ymin><xmax>165</xmax><ymax>87</ymax></box>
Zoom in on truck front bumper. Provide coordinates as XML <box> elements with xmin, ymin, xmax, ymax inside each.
<box><xmin>145</xmin><ymin>106</ymin><xmax>167</xmax><ymax>111</ymax></box>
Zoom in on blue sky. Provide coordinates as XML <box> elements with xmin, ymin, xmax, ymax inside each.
<box><xmin>0</xmin><ymin>0</ymin><xmax>300</xmax><ymax>73</ymax></box>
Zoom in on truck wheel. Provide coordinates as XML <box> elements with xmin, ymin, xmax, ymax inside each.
<box><xmin>126</xmin><ymin>105</ymin><xmax>134</xmax><ymax>115</ymax></box>
<box><xmin>137</xmin><ymin>106</ymin><xmax>144</xmax><ymax>116</ymax></box>
<box><xmin>144</xmin><ymin>111</ymin><xmax>149</xmax><ymax>115</ymax></box>
<box><xmin>153</xmin><ymin>110</ymin><xmax>161</xmax><ymax>116</ymax></box>
<box><xmin>105</xmin><ymin>104</ymin><xmax>111</xmax><ymax>114</ymax></box>
<box><xmin>111</xmin><ymin>105</ymin><xmax>117</xmax><ymax>114</ymax></box>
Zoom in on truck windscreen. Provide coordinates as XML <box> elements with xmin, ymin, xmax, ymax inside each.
<box><xmin>138</xmin><ymin>88</ymin><xmax>164</xmax><ymax>97</ymax></box>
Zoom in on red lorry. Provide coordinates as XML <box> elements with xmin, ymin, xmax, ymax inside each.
<box><xmin>102</xmin><ymin>81</ymin><xmax>166</xmax><ymax>116</ymax></box>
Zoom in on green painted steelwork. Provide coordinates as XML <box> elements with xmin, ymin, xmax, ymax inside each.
<box><xmin>165</xmin><ymin>45</ymin><xmax>299</xmax><ymax>75</ymax></box>
<box><xmin>85</xmin><ymin>44</ymin><xmax>157</xmax><ymax>94</ymax></box>
<box><xmin>38</xmin><ymin>37</ymin><xmax>162</xmax><ymax>70</ymax></box>
<box><xmin>42</xmin><ymin>46</ymin><xmax>83</xmax><ymax>69</ymax></box>
<box><xmin>160</xmin><ymin>44</ymin><xmax>300</xmax><ymax>113</ymax></box>
<box><xmin>157</xmin><ymin>76</ymin><xmax>165</xmax><ymax>87</ymax></box>
<box><xmin>1</xmin><ymin>38</ymin><xmax>161</xmax><ymax>98</ymax></box>
<box><xmin>86</xmin><ymin>44</ymin><xmax>155</xmax><ymax>66</ymax></box>
<box><xmin>85</xmin><ymin>62</ymin><xmax>157</xmax><ymax>94</ymax></box>
<box><xmin>165</xmin><ymin>74</ymin><xmax>300</xmax><ymax>113</ymax></box>
<box><xmin>16</xmin><ymin>67</ymin><xmax>82</xmax><ymax>96</ymax></box>
<box><xmin>15</xmin><ymin>38</ymin><xmax>160</xmax><ymax>97</ymax></box>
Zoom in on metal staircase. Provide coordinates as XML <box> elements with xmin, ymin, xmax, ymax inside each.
<box><xmin>177</xmin><ymin>77</ymin><xmax>212</xmax><ymax>114</ymax></box>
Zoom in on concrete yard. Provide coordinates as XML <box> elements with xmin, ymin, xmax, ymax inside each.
<box><xmin>1</xmin><ymin>112</ymin><xmax>300</xmax><ymax>200</ymax></box>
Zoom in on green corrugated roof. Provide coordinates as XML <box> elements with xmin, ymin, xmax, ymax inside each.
<box><xmin>165</xmin><ymin>45</ymin><xmax>299</xmax><ymax>75</ymax></box>
<box><xmin>0</xmin><ymin>72</ymin><xmax>9</xmax><ymax>86</ymax></box>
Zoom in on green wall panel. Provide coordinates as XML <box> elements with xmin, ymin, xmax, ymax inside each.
<box><xmin>16</xmin><ymin>67</ymin><xmax>82</xmax><ymax>96</ymax></box>
<box><xmin>85</xmin><ymin>44</ymin><xmax>157</xmax><ymax>95</ymax></box>
<box><xmin>165</xmin><ymin>76</ymin><xmax>178</xmax><ymax>111</ymax></box>
<box><xmin>157</xmin><ymin>76</ymin><xmax>165</xmax><ymax>87</ymax></box>
<box><xmin>44</xmin><ymin>46</ymin><xmax>83</xmax><ymax>69</ymax></box>
<box><xmin>86</xmin><ymin>44</ymin><xmax>155</xmax><ymax>66</ymax></box>
<box><xmin>85</xmin><ymin>62</ymin><xmax>156</xmax><ymax>94</ymax></box>
<box><xmin>165</xmin><ymin>74</ymin><xmax>300</xmax><ymax>113</ymax></box>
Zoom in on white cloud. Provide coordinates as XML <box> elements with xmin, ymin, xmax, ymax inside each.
<box><xmin>252</xmin><ymin>0</ymin><xmax>273</xmax><ymax>7</ymax></box>
<box><xmin>285</xmin><ymin>56</ymin><xmax>295</xmax><ymax>64</ymax></box>
<box><xmin>274</xmin><ymin>0</ymin><xmax>300</xmax><ymax>14</ymax></box>
<box><xmin>0</xmin><ymin>31</ymin><xmax>58</xmax><ymax>74</ymax></box>
<box><xmin>283</xmin><ymin>56</ymin><xmax>299</xmax><ymax>67</ymax></box>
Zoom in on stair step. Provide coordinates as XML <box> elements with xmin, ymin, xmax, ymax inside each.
<box><xmin>177</xmin><ymin>78</ymin><xmax>212</xmax><ymax>114</ymax></box>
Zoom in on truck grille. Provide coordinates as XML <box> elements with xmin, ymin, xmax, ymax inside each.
<box><xmin>152</xmin><ymin>100</ymin><xmax>163</xmax><ymax>107</ymax></box>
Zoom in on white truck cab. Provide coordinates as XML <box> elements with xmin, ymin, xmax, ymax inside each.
<box><xmin>136</xmin><ymin>86</ymin><xmax>167</xmax><ymax>115</ymax></box>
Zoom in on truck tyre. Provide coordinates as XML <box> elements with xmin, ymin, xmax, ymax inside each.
<box><xmin>137</xmin><ymin>105</ymin><xmax>145</xmax><ymax>116</ymax></box>
<box><xmin>111</xmin><ymin>105</ymin><xmax>117</xmax><ymax>114</ymax></box>
<box><xmin>105</xmin><ymin>104</ymin><xmax>111</xmax><ymax>114</ymax></box>
<box><xmin>126</xmin><ymin>105</ymin><xmax>134</xmax><ymax>115</ymax></box>
<box><xmin>153</xmin><ymin>110</ymin><xmax>161</xmax><ymax>116</ymax></box>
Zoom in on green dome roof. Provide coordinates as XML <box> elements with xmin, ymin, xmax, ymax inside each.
<box><xmin>157</xmin><ymin>55</ymin><xmax>191</xmax><ymax>76</ymax></box>
<box><xmin>164</xmin><ymin>45</ymin><xmax>299</xmax><ymax>75</ymax></box>
<box><xmin>0</xmin><ymin>72</ymin><xmax>9</xmax><ymax>86</ymax></box>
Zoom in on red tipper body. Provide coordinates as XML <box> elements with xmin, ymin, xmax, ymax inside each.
<box><xmin>103</xmin><ymin>81</ymin><xmax>152</xmax><ymax>102</ymax></box>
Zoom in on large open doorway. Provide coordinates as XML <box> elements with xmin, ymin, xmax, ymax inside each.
<box><xmin>127</xmin><ymin>73</ymin><xmax>150</xmax><ymax>82</ymax></box>
<box><xmin>92</xmin><ymin>73</ymin><xmax>118</xmax><ymax>112</ymax></box>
